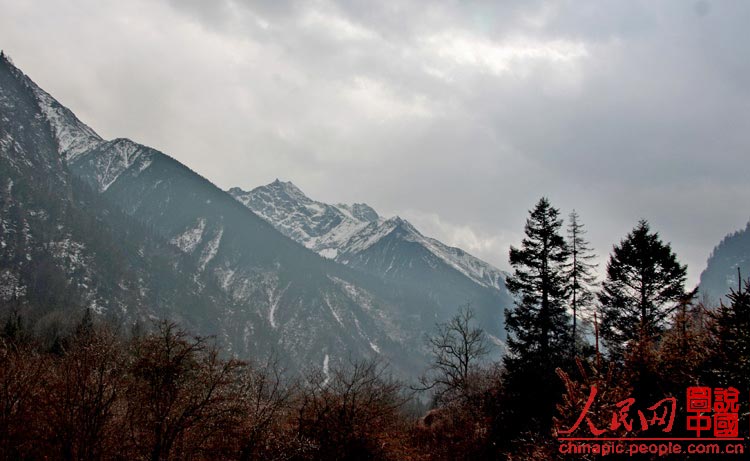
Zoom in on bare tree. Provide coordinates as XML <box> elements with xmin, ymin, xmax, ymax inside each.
<box><xmin>417</xmin><ymin>305</ymin><xmax>489</xmax><ymax>406</ymax></box>
<box><xmin>234</xmin><ymin>355</ymin><xmax>299</xmax><ymax>461</ymax></box>
<box><xmin>296</xmin><ymin>357</ymin><xmax>409</xmax><ymax>460</ymax></box>
<box><xmin>47</xmin><ymin>324</ymin><xmax>126</xmax><ymax>461</ymax></box>
<box><xmin>124</xmin><ymin>321</ymin><xmax>241</xmax><ymax>461</ymax></box>
<box><xmin>0</xmin><ymin>338</ymin><xmax>49</xmax><ymax>461</ymax></box>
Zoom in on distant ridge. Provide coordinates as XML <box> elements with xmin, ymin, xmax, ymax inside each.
<box><xmin>230</xmin><ymin>181</ymin><xmax>512</xmax><ymax>344</ymax></box>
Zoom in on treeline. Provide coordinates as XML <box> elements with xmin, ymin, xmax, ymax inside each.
<box><xmin>1</xmin><ymin>315</ymin><xmax>424</xmax><ymax>461</ymax></box>
<box><xmin>2</xmin><ymin>197</ymin><xmax>750</xmax><ymax>460</ymax></box>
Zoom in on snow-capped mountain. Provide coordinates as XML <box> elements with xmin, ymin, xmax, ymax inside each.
<box><xmin>0</xmin><ymin>52</ymin><xmax>512</xmax><ymax>378</ymax></box>
<box><xmin>230</xmin><ymin>181</ymin><xmax>511</xmax><ymax>341</ymax></box>
<box><xmin>228</xmin><ymin>180</ymin><xmax>380</xmax><ymax>260</ymax></box>
<box><xmin>228</xmin><ymin>180</ymin><xmax>376</xmax><ymax>258</ymax></box>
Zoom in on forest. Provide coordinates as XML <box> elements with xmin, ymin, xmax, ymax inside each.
<box><xmin>1</xmin><ymin>197</ymin><xmax>748</xmax><ymax>461</ymax></box>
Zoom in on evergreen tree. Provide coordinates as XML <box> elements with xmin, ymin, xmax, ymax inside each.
<box><xmin>599</xmin><ymin>220</ymin><xmax>687</xmax><ymax>360</ymax></box>
<box><xmin>502</xmin><ymin>197</ymin><xmax>571</xmax><ymax>437</ymax></box>
<box><xmin>564</xmin><ymin>210</ymin><xmax>598</xmax><ymax>357</ymax></box>
<box><xmin>707</xmin><ymin>279</ymin><xmax>750</xmax><ymax>390</ymax></box>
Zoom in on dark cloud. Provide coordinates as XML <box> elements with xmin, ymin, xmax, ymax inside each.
<box><xmin>2</xmin><ymin>0</ymin><xmax>749</xmax><ymax>284</ymax></box>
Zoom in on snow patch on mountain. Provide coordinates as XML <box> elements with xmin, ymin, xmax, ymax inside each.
<box><xmin>0</xmin><ymin>135</ymin><xmax>31</xmax><ymax>176</ymax></box>
<box><xmin>171</xmin><ymin>218</ymin><xmax>207</xmax><ymax>254</ymax></box>
<box><xmin>0</xmin><ymin>269</ymin><xmax>26</xmax><ymax>302</ymax></box>
<box><xmin>86</xmin><ymin>139</ymin><xmax>154</xmax><ymax>192</ymax></box>
<box><xmin>320</xmin><ymin>248</ymin><xmax>338</xmax><ymax>259</ymax></box>
<box><xmin>322</xmin><ymin>354</ymin><xmax>331</xmax><ymax>386</ymax></box>
<box><xmin>337</xmin><ymin>218</ymin><xmax>402</xmax><ymax>255</ymax></box>
<box><xmin>312</xmin><ymin>217</ymin><xmax>372</xmax><ymax>253</ymax></box>
<box><xmin>267</xmin><ymin>282</ymin><xmax>290</xmax><ymax>328</ymax></box>
<box><xmin>335</xmin><ymin>203</ymin><xmax>379</xmax><ymax>222</ymax></box>
<box><xmin>216</xmin><ymin>266</ymin><xmax>236</xmax><ymax>292</ymax></box>
<box><xmin>325</xmin><ymin>294</ymin><xmax>345</xmax><ymax>328</ymax></box>
<box><xmin>29</xmin><ymin>82</ymin><xmax>102</xmax><ymax>161</ymax></box>
<box><xmin>329</xmin><ymin>276</ymin><xmax>370</xmax><ymax>309</ymax></box>
<box><xmin>45</xmin><ymin>238</ymin><xmax>88</xmax><ymax>273</ymax></box>
<box><xmin>0</xmin><ymin>133</ymin><xmax>21</xmax><ymax>157</ymax></box>
<box><xmin>199</xmin><ymin>226</ymin><xmax>223</xmax><ymax>271</ymax></box>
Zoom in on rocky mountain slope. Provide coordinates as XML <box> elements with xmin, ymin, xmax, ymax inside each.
<box><xmin>0</xmin><ymin>52</ymin><xmax>230</xmax><ymax>337</ymax></box>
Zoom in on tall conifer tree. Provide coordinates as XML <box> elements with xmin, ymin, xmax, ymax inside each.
<box><xmin>599</xmin><ymin>220</ymin><xmax>687</xmax><ymax>360</ymax></box>
<box><xmin>708</xmin><ymin>279</ymin><xmax>750</xmax><ymax>390</ymax></box>
<box><xmin>564</xmin><ymin>210</ymin><xmax>598</xmax><ymax>357</ymax></box>
<box><xmin>502</xmin><ymin>197</ymin><xmax>571</xmax><ymax>436</ymax></box>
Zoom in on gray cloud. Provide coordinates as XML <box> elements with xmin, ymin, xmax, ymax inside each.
<box><xmin>2</xmin><ymin>0</ymin><xmax>749</xmax><ymax>285</ymax></box>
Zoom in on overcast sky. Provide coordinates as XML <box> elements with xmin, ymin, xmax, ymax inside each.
<box><xmin>2</xmin><ymin>0</ymin><xmax>749</xmax><ymax>285</ymax></box>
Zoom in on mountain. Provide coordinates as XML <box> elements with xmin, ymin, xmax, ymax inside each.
<box><xmin>0</xmin><ymin>51</ymin><xmax>232</xmax><ymax>337</ymax></box>
<box><xmin>0</xmin><ymin>52</ymin><xmax>511</xmax><ymax>378</ymax></box>
<box><xmin>229</xmin><ymin>181</ymin><xmax>511</xmax><ymax>343</ymax></box>
<box><xmin>699</xmin><ymin>221</ymin><xmax>750</xmax><ymax>302</ymax></box>
<box><xmin>228</xmin><ymin>180</ymin><xmax>380</xmax><ymax>260</ymax></box>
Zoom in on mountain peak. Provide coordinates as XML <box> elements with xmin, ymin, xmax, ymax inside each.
<box><xmin>388</xmin><ymin>215</ymin><xmax>413</xmax><ymax>229</ymax></box>
<box><xmin>0</xmin><ymin>50</ymin><xmax>15</xmax><ymax>67</ymax></box>
<box><xmin>266</xmin><ymin>178</ymin><xmax>308</xmax><ymax>200</ymax></box>
<box><xmin>0</xmin><ymin>51</ymin><xmax>23</xmax><ymax>79</ymax></box>
<box><xmin>383</xmin><ymin>216</ymin><xmax>422</xmax><ymax>240</ymax></box>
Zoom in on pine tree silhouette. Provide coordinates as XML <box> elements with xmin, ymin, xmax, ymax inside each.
<box><xmin>564</xmin><ymin>210</ymin><xmax>598</xmax><ymax>358</ymax></box>
<box><xmin>502</xmin><ymin>197</ymin><xmax>571</xmax><ymax>439</ymax></box>
<box><xmin>599</xmin><ymin>220</ymin><xmax>687</xmax><ymax>361</ymax></box>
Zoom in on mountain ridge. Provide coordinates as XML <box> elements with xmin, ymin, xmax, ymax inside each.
<box><xmin>230</xmin><ymin>181</ymin><xmax>511</xmax><ymax>342</ymax></box>
<box><xmin>0</xmin><ymin>51</ymin><xmax>234</xmax><ymax>338</ymax></box>
<box><xmin>230</xmin><ymin>181</ymin><xmax>508</xmax><ymax>292</ymax></box>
